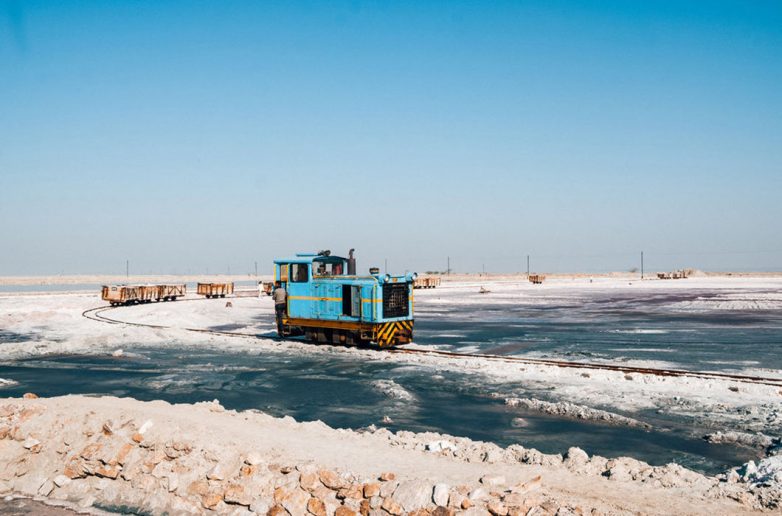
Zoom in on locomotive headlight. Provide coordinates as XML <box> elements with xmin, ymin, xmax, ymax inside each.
<box><xmin>384</xmin><ymin>274</ymin><xmax>391</xmax><ymax>283</ymax></box>
<box><xmin>410</xmin><ymin>272</ymin><xmax>418</xmax><ymax>280</ymax></box>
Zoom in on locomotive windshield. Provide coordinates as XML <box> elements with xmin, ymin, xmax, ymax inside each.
<box><xmin>312</xmin><ymin>257</ymin><xmax>347</xmax><ymax>277</ymax></box>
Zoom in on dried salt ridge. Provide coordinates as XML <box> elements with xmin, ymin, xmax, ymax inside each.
<box><xmin>503</xmin><ymin>398</ymin><xmax>652</xmax><ymax>429</ymax></box>
<box><xmin>0</xmin><ymin>396</ymin><xmax>776</xmax><ymax>515</ymax></box>
<box><xmin>704</xmin><ymin>431</ymin><xmax>781</xmax><ymax>454</ymax></box>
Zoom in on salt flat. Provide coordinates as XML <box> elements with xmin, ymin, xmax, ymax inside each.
<box><xmin>0</xmin><ymin>275</ymin><xmax>780</xmax><ymax>513</ymax></box>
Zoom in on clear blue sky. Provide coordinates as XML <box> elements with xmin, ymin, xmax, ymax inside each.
<box><xmin>1</xmin><ymin>0</ymin><xmax>780</xmax><ymax>275</ymax></box>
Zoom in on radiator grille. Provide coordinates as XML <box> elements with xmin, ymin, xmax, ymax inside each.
<box><xmin>382</xmin><ymin>283</ymin><xmax>409</xmax><ymax>318</ymax></box>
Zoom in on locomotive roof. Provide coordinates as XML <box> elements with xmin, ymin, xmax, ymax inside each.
<box><xmin>274</xmin><ymin>254</ymin><xmax>347</xmax><ymax>264</ymax></box>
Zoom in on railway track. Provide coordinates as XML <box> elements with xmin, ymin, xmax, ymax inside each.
<box><xmin>82</xmin><ymin>302</ymin><xmax>782</xmax><ymax>388</ymax></box>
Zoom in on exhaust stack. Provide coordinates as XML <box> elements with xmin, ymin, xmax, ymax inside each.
<box><xmin>347</xmin><ymin>249</ymin><xmax>356</xmax><ymax>275</ymax></box>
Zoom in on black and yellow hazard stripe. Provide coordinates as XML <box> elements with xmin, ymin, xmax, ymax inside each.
<box><xmin>374</xmin><ymin>320</ymin><xmax>414</xmax><ymax>347</ymax></box>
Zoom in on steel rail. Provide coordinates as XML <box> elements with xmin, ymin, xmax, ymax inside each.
<box><xmin>81</xmin><ymin>302</ymin><xmax>782</xmax><ymax>388</ymax></box>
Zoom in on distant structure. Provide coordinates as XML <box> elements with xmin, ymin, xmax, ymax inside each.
<box><xmin>529</xmin><ymin>274</ymin><xmax>545</xmax><ymax>285</ymax></box>
<box><xmin>657</xmin><ymin>270</ymin><xmax>691</xmax><ymax>280</ymax></box>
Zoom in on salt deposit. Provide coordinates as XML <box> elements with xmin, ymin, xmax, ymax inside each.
<box><xmin>504</xmin><ymin>397</ymin><xmax>652</xmax><ymax>429</ymax></box>
<box><xmin>0</xmin><ymin>395</ymin><xmax>776</xmax><ymax>514</ymax></box>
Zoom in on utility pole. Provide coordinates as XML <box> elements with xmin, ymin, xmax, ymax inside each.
<box><xmin>447</xmin><ymin>256</ymin><xmax>450</xmax><ymax>275</ymax></box>
<box><xmin>255</xmin><ymin>261</ymin><xmax>258</xmax><ymax>277</ymax></box>
<box><xmin>126</xmin><ymin>259</ymin><xmax>129</xmax><ymax>279</ymax></box>
<box><xmin>526</xmin><ymin>255</ymin><xmax>530</xmax><ymax>277</ymax></box>
<box><xmin>641</xmin><ymin>251</ymin><xmax>644</xmax><ymax>279</ymax></box>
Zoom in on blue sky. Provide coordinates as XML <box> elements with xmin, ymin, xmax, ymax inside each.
<box><xmin>1</xmin><ymin>1</ymin><xmax>780</xmax><ymax>275</ymax></box>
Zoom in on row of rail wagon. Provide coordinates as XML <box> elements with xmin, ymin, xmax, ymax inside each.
<box><xmin>101</xmin><ymin>282</ymin><xmax>234</xmax><ymax>305</ymax></box>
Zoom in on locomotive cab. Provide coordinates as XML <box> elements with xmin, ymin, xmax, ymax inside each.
<box><xmin>272</xmin><ymin>251</ymin><xmax>416</xmax><ymax>347</ymax></box>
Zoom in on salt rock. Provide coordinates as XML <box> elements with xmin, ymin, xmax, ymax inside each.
<box><xmin>249</xmin><ymin>498</ymin><xmax>270</xmax><ymax>514</ymax></box>
<box><xmin>280</xmin><ymin>487</ymin><xmax>310</xmax><ymax>515</ymax></box>
<box><xmin>393</xmin><ymin>480</ymin><xmax>433</xmax><ymax>511</ymax></box>
<box><xmin>379</xmin><ymin>472</ymin><xmax>396</xmax><ymax>481</ymax></box>
<box><xmin>22</xmin><ymin>393</ymin><xmax>38</xmax><ymax>399</ymax></box>
<box><xmin>335</xmin><ymin>506</ymin><xmax>358</xmax><ymax>516</ymax></box>
<box><xmin>605</xmin><ymin>458</ymin><xmax>641</xmax><ymax>482</ymax></box>
<box><xmin>300</xmin><ymin>471</ymin><xmax>322</xmax><ymax>491</ymax></box>
<box><xmin>432</xmin><ymin>483</ymin><xmax>449</xmax><ymax>506</ymax></box>
<box><xmin>337</xmin><ymin>484</ymin><xmax>363</xmax><ymax>500</ymax></box>
<box><xmin>64</xmin><ymin>459</ymin><xmax>87</xmax><ymax>479</ymax></box>
<box><xmin>479</xmin><ymin>475</ymin><xmax>506</xmax><ymax>487</ymax></box>
<box><xmin>462</xmin><ymin>507</ymin><xmax>490</xmax><ymax>516</ymax></box>
<box><xmin>381</xmin><ymin>497</ymin><xmax>404</xmax><ymax>515</ymax></box>
<box><xmin>79</xmin><ymin>442</ymin><xmax>103</xmax><ymax>461</ymax></box>
<box><xmin>510</xmin><ymin>475</ymin><xmax>541</xmax><ymax>495</ymax></box>
<box><xmin>426</xmin><ymin>440</ymin><xmax>457</xmax><ymax>453</ymax></box>
<box><xmin>267</xmin><ymin>505</ymin><xmax>287</xmax><ymax>516</ymax></box>
<box><xmin>380</xmin><ymin>480</ymin><xmax>398</xmax><ymax>498</ymax></box>
<box><xmin>308</xmin><ymin>497</ymin><xmax>327</xmax><ymax>516</ymax></box>
<box><xmin>38</xmin><ymin>480</ymin><xmax>54</xmax><ymax>496</ymax></box>
<box><xmin>487</xmin><ymin>500</ymin><xmax>508</xmax><ymax>516</ymax></box>
<box><xmin>432</xmin><ymin>507</ymin><xmax>456</xmax><ymax>516</ymax></box>
<box><xmin>564</xmin><ymin>447</ymin><xmax>589</xmax><ymax>469</ymax></box>
<box><xmin>319</xmin><ymin>469</ymin><xmax>346</xmax><ymax>489</ymax></box>
<box><xmin>244</xmin><ymin>451</ymin><xmax>264</xmax><ymax>466</ymax></box>
<box><xmin>206</xmin><ymin>464</ymin><xmax>225</xmax><ymax>481</ymax></box>
<box><xmin>363</xmin><ymin>482</ymin><xmax>381</xmax><ymax>498</ymax></box>
<box><xmin>483</xmin><ymin>448</ymin><xmax>505</xmax><ymax>463</ymax></box>
<box><xmin>540</xmin><ymin>454</ymin><xmax>563</xmax><ymax>466</ymax></box>
<box><xmin>22</xmin><ymin>438</ymin><xmax>40</xmax><ymax>450</ymax></box>
<box><xmin>468</xmin><ymin>487</ymin><xmax>488</xmax><ymax>501</ymax></box>
<box><xmin>95</xmin><ymin>465</ymin><xmax>120</xmax><ymax>479</ymax></box>
<box><xmin>53</xmin><ymin>475</ymin><xmax>71</xmax><ymax>488</ymax></box>
<box><xmin>224</xmin><ymin>483</ymin><xmax>252</xmax><ymax>506</ymax></box>
<box><xmin>166</xmin><ymin>475</ymin><xmax>178</xmax><ymax>493</ymax></box>
<box><xmin>201</xmin><ymin>491</ymin><xmax>224</xmax><ymax>510</ymax></box>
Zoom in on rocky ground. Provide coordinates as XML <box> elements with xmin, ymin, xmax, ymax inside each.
<box><xmin>0</xmin><ymin>395</ymin><xmax>779</xmax><ymax>515</ymax></box>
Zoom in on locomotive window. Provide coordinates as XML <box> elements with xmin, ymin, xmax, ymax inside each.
<box><xmin>291</xmin><ymin>264</ymin><xmax>309</xmax><ymax>283</ymax></box>
<box><xmin>313</xmin><ymin>260</ymin><xmax>346</xmax><ymax>276</ymax></box>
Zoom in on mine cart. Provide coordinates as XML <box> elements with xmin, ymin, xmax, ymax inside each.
<box><xmin>157</xmin><ymin>284</ymin><xmax>186</xmax><ymax>301</ymax></box>
<box><xmin>197</xmin><ymin>282</ymin><xmax>235</xmax><ymax>298</ymax></box>
<box><xmin>529</xmin><ymin>274</ymin><xmax>545</xmax><ymax>284</ymax></box>
<box><xmin>414</xmin><ymin>276</ymin><xmax>441</xmax><ymax>289</ymax></box>
<box><xmin>101</xmin><ymin>285</ymin><xmax>142</xmax><ymax>306</ymax></box>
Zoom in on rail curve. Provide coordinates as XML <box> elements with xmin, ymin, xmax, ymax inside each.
<box><xmin>82</xmin><ymin>302</ymin><xmax>782</xmax><ymax>388</ymax></box>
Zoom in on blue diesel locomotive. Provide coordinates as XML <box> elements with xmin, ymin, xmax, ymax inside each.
<box><xmin>273</xmin><ymin>250</ymin><xmax>416</xmax><ymax>347</ymax></box>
